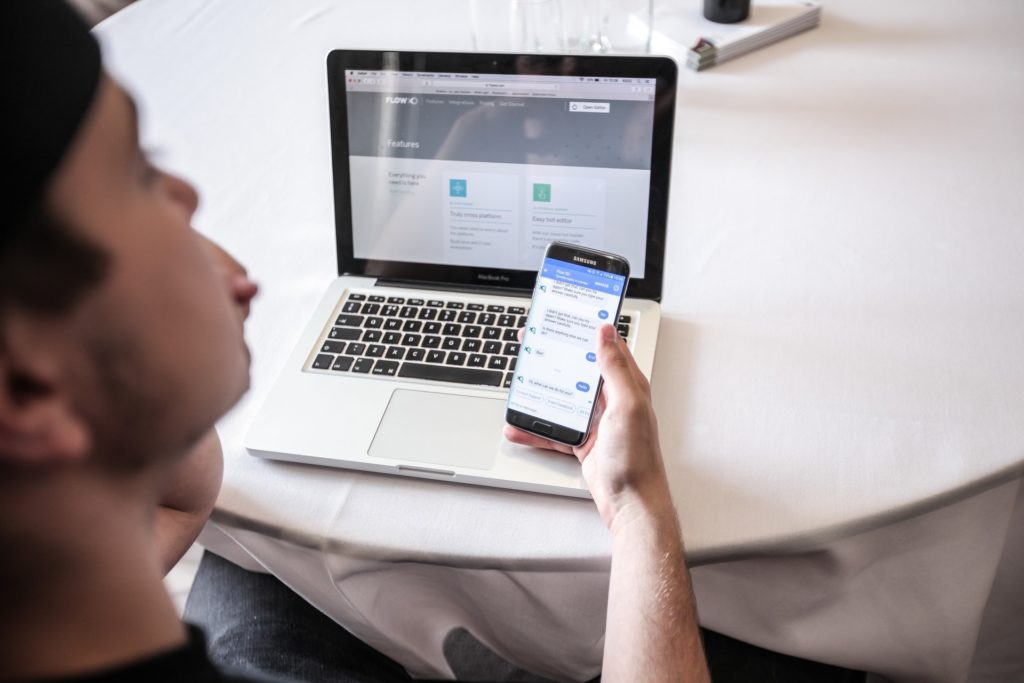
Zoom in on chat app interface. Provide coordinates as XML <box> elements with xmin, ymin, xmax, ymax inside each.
<box><xmin>508</xmin><ymin>257</ymin><xmax>626</xmax><ymax>433</ymax></box>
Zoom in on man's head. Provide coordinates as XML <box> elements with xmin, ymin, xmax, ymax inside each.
<box><xmin>0</xmin><ymin>1</ymin><xmax>251</xmax><ymax>476</ymax></box>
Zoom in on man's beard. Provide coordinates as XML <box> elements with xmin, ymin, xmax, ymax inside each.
<box><xmin>77</xmin><ymin>326</ymin><xmax>198</xmax><ymax>473</ymax></box>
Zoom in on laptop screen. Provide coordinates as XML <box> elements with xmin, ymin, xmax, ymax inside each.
<box><xmin>327</xmin><ymin>51</ymin><xmax>677</xmax><ymax>299</ymax></box>
<box><xmin>343</xmin><ymin>70</ymin><xmax>655</xmax><ymax>277</ymax></box>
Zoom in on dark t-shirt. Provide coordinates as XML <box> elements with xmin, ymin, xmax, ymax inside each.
<box><xmin>33</xmin><ymin>625</ymin><xmax>285</xmax><ymax>683</ymax></box>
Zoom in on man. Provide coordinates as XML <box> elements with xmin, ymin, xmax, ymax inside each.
<box><xmin>0</xmin><ymin>2</ymin><xmax>709</xmax><ymax>681</ymax></box>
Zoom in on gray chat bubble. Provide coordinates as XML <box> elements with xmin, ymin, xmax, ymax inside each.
<box><xmin>538</xmin><ymin>307</ymin><xmax>598</xmax><ymax>350</ymax></box>
<box><xmin>549</xmin><ymin>281</ymin><xmax>606</xmax><ymax>305</ymax></box>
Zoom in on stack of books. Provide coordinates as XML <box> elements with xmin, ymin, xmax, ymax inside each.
<box><xmin>650</xmin><ymin>1</ymin><xmax>822</xmax><ymax>71</ymax></box>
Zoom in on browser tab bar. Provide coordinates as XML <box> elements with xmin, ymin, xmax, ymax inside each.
<box><xmin>345</xmin><ymin>70</ymin><xmax>653</xmax><ymax>102</ymax></box>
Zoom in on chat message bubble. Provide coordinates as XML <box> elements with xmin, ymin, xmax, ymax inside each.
<box><xmin>526</xmin><ymin>377</ymin><xmax>574</xmax><ymax>398</ymax></box>
<box><xmin>549</xmin><ymin>280</ymin><xmax>608</xmax><ymax>305</ymax></box>
<box><xmin>538</xmin><ymin>307</ymin><xmax>598</xmax><ymax>349</ymax></box>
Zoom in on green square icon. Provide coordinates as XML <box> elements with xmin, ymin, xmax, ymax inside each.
<box><xmin>532</xmin><ymin>183</ymin><xmax>551</xmax><ymax>202</ymax></box>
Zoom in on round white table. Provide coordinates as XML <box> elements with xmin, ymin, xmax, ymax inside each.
<box><xmin>97</xmin><ymin>1</ymin><xmax>1024</xmax><ymax>681</ymax></box>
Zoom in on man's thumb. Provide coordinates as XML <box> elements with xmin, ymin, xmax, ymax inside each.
<box><xmin>596</xmin><ymin>324</ymin><xmax>631</xmax><ymax>397</ymax></box>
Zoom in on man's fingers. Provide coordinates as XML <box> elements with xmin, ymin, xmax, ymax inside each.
<box><xmin>617</xmin><ymin>331</ymin><xmax>651</xmax><ymax>395</ymax></box>
<box><xmin>596</xmin><ymin>324</ymin><xmax>641</xmax><ymax>402</ymax></box>
<box><xmin>502</xmin><ymin>424</ymin><xmax>576</xmax><ymax>455</ymax></box>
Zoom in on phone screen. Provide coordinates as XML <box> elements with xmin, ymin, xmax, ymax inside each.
<box><xmin>507</xmin><ymin>253</ymin><xmax>627</xmax><ymax>442</ymax></box>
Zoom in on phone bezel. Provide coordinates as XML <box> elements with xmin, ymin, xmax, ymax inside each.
<box><xmin>505</xmin><ymin>242</ymin><xmax>630</xmax><ymax>446</ymax></box>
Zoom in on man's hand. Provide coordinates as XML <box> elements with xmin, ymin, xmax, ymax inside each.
<box><xmin>504</xmin><ymin>324</ymin><xmax>710</xmax><ymax>683</ymax></box>
<box><xmin>503</xmin><ymin>323</ymin><xmax>673</xmax><ymax>532</ymax></box>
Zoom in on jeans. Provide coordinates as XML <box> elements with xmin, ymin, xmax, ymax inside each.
<box><xmin>184</xmin><ymin>551</ymin><xmax>562</xmax><ymax>682</ymax></box>
<box><xmin>185</xmin><ymin>551</ymin><xmax>865</xmax><ymax>683</ymax></box>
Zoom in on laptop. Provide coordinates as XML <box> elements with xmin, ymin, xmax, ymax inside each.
<box><xmin>245</xmin><ymin>50</ymin><xmax>677</xmax><ymax>498</ymax></box>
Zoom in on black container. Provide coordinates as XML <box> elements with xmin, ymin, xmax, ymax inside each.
<box><xmin>703</xmin><ymin>0</ymin><xmax>750</xmax><ymax>24</ymax></box>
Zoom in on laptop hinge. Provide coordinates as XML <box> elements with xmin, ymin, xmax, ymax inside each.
<box><xmin>371</xmin><ymin>277</ymin><xmax>532</xmax><ymax>299</ymax></box>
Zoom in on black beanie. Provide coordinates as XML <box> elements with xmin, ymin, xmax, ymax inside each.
<box><xmin>2</xmin><ymin>0</ymin><xmax>102</xmax><ymax>226</ymax></box>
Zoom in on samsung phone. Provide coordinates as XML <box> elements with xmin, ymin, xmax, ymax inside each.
<box><xmin>505</xmin><ymin>242</ymin><xmax>630</xmax><ymax>446</ymax></box>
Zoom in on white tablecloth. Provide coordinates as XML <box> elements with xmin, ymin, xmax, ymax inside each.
<box><xmin>97</xmin><ymin>1</ymin><xmax>1024</xmax><ymax>680</ymax></box>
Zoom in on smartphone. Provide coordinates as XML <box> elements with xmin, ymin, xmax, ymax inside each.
<box><xmin>505</xmin><ymin>242</ymin><xmax>630</xmax><ymax>446</ymax></box>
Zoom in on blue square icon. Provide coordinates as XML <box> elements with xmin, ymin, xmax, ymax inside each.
<box><xmin>449</xmin><ymin>178</ymin><xmax>467</xmax><ymax>197</ymax></box>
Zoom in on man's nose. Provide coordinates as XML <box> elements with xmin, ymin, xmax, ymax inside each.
<box><xmin>163</xmin><ymin>172</ymin><xmax>200</xmax><ymax>216</ymax></box>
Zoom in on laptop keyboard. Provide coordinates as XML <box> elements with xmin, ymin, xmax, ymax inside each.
<box><xmin>308</xmin><ymin>291</ymin><xmax>633</xmax><ymax>389</ymax></box>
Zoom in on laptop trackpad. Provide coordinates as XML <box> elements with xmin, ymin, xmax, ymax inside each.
<box><xmin>368</xmin><ymin>390</ymin><xmax>502</xmax><ymax>471</ymax></box>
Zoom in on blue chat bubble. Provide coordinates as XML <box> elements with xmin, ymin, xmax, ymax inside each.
<box><xmin>598</xmin><ymin>309</ymin><xmax>609</xmax><ymax>320</ymax></box>
<box><xmin>585</xmin><ymin>352</ymin><xmax>597</xmax><ymax>362</ymax></box>
<box><xmin>576</xmin><ymin>381</ymin><xmax>591</xmax><ymax>392</ymax></box>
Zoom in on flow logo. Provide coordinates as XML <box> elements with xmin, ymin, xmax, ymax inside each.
<box><xmin>384</xmin><ymin>96</ymin><xmax>419</xmax><ymax>105</ymax></box>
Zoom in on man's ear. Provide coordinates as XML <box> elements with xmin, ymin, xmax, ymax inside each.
<box><xmin>0</xmin><ymin>322</ymin><xmax>91</xmax><ymax>467</ymax></box>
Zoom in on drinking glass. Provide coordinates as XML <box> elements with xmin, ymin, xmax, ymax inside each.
<box><xmin>470</xmin><ymin>0</ymin><xmax>565</xmax><ymax>52</ymax></box>
<box><xmin>563</xmin><ymin>0</ymin><xmax>653</xmax><ymax>54</ymax></box>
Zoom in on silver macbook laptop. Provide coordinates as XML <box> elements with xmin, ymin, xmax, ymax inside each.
<box><xmin>245</xmin><ymin>50</ymin><xmax>678</xmax><ymax>498</ymax></box>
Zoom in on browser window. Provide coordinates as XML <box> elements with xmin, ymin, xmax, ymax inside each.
<box><xmin>344</xmin><ymin>70</ymin><xmax>656</xmax><ymax>277</ymax></box>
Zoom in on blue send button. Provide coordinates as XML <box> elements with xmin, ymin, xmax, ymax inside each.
<box><xmin>598</xmin><ymin>309</ymin><xmax>609</xmax><ymax>320</ymax></box>
<box><xmin>576</xmin><ymin>381</ymin><xmax>591</xmax><ymax>392</ymax></box>
<box><xmin>585</xmin><ymin>352</ymin><xmax>597</xmax><ymax>362</ymax></box>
